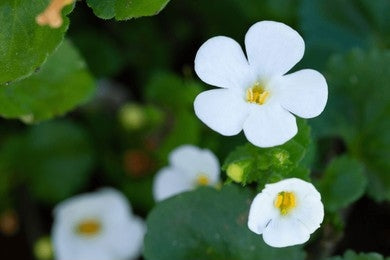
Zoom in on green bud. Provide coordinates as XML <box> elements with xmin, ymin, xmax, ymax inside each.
<box><xmin>118</xmin><ymin>103</ymin><xmax>145</xmax><ymax>130</ymax></box>
<box><xmin>34</xmin><ymin>236</ymin><xmax>53</xmax><ymax>260</ymax></box>
<box><xmin>227</xmin><ymin>163</ymin><xmax>245</xmax><ymax>183</ymax></box>
<box><xmin>273</xmin><ymin>150</ymin><xmax>290</xmax><ymax>166</ymax></box>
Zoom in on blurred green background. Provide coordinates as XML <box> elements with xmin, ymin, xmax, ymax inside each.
<box><xmin>0</xmin><ymin>0</ymin><xmax>389</xmax><ymax>259</ymax></box>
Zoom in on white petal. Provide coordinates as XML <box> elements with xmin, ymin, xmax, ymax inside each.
<box><xmin>195</xmin><ymin>36</ymin><xmax>254</xmax><ymax>89</ymax></box>
<box><xmin>293</xmin><ymin>194</ymin><xmax>324</xmax><ymax>234</ymax></box>
<box><xmin>54</xmin><ymin>188</ymin><xmax>131</xmax><ymax>222</ymax></box>
<box><xmin>243</xmin><ymin>102</ymin><xmax>297</xmax><ymax>147</ymax></box>
<box><xmin>56</xmin><ymin>247</ymin><xmax>112</xmax><ymax>260</ymax></box>
<box><xmin>194</xmin><ymin>89</ymin><xmax>249</xmax><ymax>136</ymax></box>
<box><xmin>261</xmin><ymin>178</ymin><xmax>324</xmax><ymax>234</ymax></box>
<box><xmin>106</xmin><ymin>216</ymin><xmax>146</xmax><ymax>260</ymax></box>
<box><xmin>277</xmin><ymin>69</ymin><xmax>328</xmax><ymax>118</ymax></box>
<box><xmin>52</xmin><ymin>217</ymin><xmax>115</xmax><ymax>260</ymax></box>
<box><xmin>169</xmin><ymin>145</ymin><xmax>220</xmax><ymax>184</ymax></box>
<box><xmin>153</xmin><ymin>167</ymin><xmax>193</xmax><ymax>201</ymax></box>
<box><xmin>263</xmin><ymin>216</ymin><xmax>310</xmax><ymax>247</ymax></box>
<box><xmin>248</xmin><ymin>192</ymin><xmax>279</xmax><ymax>235</ymax></box>
<box><xmin>52</xmin><ymin>188</ymin><xmax>139</xmax><ymax>260</ymax></box>
<box><xmin>245</xmin><ymin>21</ymin><xmax>305</xmax><ymax>80</ymax></box>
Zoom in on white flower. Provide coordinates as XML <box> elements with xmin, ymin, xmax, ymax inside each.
<box><xmin>248</xmin><ymin>178</ymin><xmax>324</xmax><ymax>248</ymax></box>
<box><xmin>153</xmin><ymin>144</ymin><xmax>220</xmax><ymax>201</ymax></box>
<box><xmin>52</xmin><ymin>188</ymin><xmax>145</xmax><ymax>260</ymax></box>
<box><xmin>194</xmin><ymin>21</ymin><xmax>328</xmax><ymax>147</ymax></box>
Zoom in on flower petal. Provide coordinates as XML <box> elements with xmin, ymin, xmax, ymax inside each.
<box><xmin>245</xmin><ymin>21</ymin><xmax>304</xmax><ymax>80</ymax></box>
<box><xmin>248</xmin><ymin>192</ymin><xmax>279</xmax><ymax>235</ymax></box>
<box><xmin>153</xmin><ymin>167</ymin><xmax>192</xmax><ymax>201</ymax></box>
<box><xmin>106</xmin><ymin>216</ymin><xmax>145</xmax><ymax>260</ymax></box>
<box><xmin>277</xmin><ymin>69</ymin><xmax>328</xmax><ymax>118</ymax></box>
<box><xmin>293</xmin><ymin>194</ymin><xmax>324</xmax><ymax>234</ymax></box>
<box><xmin>243</xmin><ymin>102</ymin><xmax>297</xmax><ymax>147</ymax></box>
<box><xmin>194</xmin><ymin>89</ymin><xmax>249</xmax><ymax>136</ymax></box>
<box><xmin>261</xmin><ymin>178</ymin><xmax>324</xmax><ymax>235</ymax></box>
<box><xmin>169</xmin><ymin>145</ymin><xmax>220</xmax><ymax>184</ymax></box>
<box><xmin>263</xmin><ymin>216</ymin><xmax>310</xmax><ymax>247</ymax></box>
<box><xmin>195</xmin><ymin>36</ymin><xmax>254</xmax><ymax>89</ymax></box>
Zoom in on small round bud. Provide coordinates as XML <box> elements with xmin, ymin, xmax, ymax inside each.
<box><xmin>118</xmin><ymin>103</ymin><xmax>145</xmax><ymax>130</ymax></box>
<box><xmin>34</xmin><ymin>236</ymin><xmax>53</xmax><ymax>260</ymax></box>
<box><xmin>226</xmin><ymin>163</ymin><xmax>244</xmax><ymax>183</ymax></box>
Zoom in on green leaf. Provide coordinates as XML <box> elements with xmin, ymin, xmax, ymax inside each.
<box><xmin>0</xmin><ymin>39</ymin><xmax>95</xmax><ymax>123</ymax></box>
<box><xmin>317</xmin><ymin>156</ymin><xmax>367</xmax><ymax>212</ymax></box>
<box><xmin>87</xmin><ymin>0</ymin><xmax>171</xmax><ymax>20</ymax></box>
<box><xmin>23</xmin><ymin>120</ymin><xmax>95</xmax><ymax>203</ymax></box>
<box><xmin>299</xmin><ymin>0</ymin><xmax>390</xmax><ymax>69</ymax></box>
<box><xmin>312</xmin><ymin>49</ymin><xmax>390</xmax><ymax>201</ymax></box>
<box><xmin>328</xmin><ymin>250</ymin><xmax>388</xmax><ymax>260</ymax></box>
<box><xmin>223</xmin><ymin>119</ymin><xmax>311</xmax><ymax>187</ymax></box>
<box><xmin>0</xmin><ymin>0</ymin><xmax>73</xmax><ymax>84</ymax></box>
<box><xmin>144</xmin><ymin>185</ymin><xmax>305</xmax><ymax>260</ymax></box>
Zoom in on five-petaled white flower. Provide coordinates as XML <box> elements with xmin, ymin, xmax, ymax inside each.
<box><xmin>248</xmin><ymin>178</ymin><xmax>324</xmax><ymax>247</ymax></box>
<box><xmin>52</xmin><ymin>188</ymin><xmax>145</xmax><ymax>260</ymax></box>
<box><xmin>153</xmin><ymin>144</ymin><xmax>220</xmax><ymax>201</ymax></box>
<box><xmin>194</xmin><ymin>21</ymin><xmax>328</xmax><ymax>147</ymax></box>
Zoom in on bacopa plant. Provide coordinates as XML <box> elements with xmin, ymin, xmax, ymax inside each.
<box><xmin>0</xmin><ymin>0</ymin><xmax>388</xmax><ymax>260</ymax></box>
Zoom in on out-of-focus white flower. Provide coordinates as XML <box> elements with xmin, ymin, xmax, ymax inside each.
<box><xmin>153</xmin><ymin>145</ymin><xmax>220</xmax><ymax>201</ymax></box>
<box><xmin>194</xmin><ymin>21</ymin><xmax>328</xmax><ymax>147</ymax></box>
<box><xmin>52</xmin><ymin>188</ymin><xmax>145</xmax><ymax>260</ymax></box>
<box><xmin>248</xmin><ymin>178</ymin><xmax>324</xmax><ymax>248</ymax></box>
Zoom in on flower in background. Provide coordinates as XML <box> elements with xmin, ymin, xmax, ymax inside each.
<box><xmin>194</xmin><ymin>21</ymin><xmax>328</xmax><ymax>147</ymax></box>
<box><xmin>248</xmin><ymin>178</ymin><xmax>324</xmax><ymax>247</ymax></box>
<box><xmin>52</xmin><ymin>188</ymin><xmax>145</xmax><ymax>260</ymax></box>
<box><xmin>153</xmin><ymin>145</ymin><xmax>220</xmax><ymax>201</ymax></box>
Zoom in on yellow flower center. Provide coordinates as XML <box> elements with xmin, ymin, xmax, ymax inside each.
<box><xmin>75</xmin><ymin>219</ymin><xmax>101</xmax><ymax>237</ymax></box>
<box><xmin>274</xmin><ymin>191</ymin><xmax>296</xmax><ymax>215</ymax></box>
<box><xmin>196</xmin><ymin>174</ymin><xmax>210</xmax><ymax>186</ymax></box>
<box><xmin>246</xmin><ymin>83</ymin><xmax>270</xmax><ymax>105</ymax></box>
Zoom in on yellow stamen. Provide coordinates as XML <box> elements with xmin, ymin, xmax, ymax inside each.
<box><xmin>75</xmin><ymin>219</ymin><xmax>101</xmax><ymax>236</ymax></box>
<box><xmin>196</xmin><ymin>174</ymin><xmax>210</xmax><ymax>186</ymax></box>
<box><xmin>246</xmin><ymin>83</ymin><xmax>270</xmax><ymax>105</ymax></box>
<box><xmin>274</xmin><ymin>191</ymin><xmax>296</xmax><ymax>215</ymax></box>
<box><xmin>36</xmin><ymin>0</ymin><xmax>74</xmax><ymax>28</ymax></box>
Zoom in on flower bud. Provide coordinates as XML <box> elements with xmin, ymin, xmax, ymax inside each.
<box><xmin>34</xmin><ymin>236</ymin><xmax>53</xmax><ymax>260</ymax></box>
<box><xmin>226</xmin><ymin>162</ymin><xmax>247</xmax><ymax>183</ymax></box>
<box><xmin>118</xmin><ymin>103</ymin><xmax>145</xmax><ymax>130</ymax></box>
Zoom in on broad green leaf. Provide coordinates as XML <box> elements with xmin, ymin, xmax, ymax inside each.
<box><xmin>144</xmin><ymin>185</ymin><xmax>305</xmax><ymax>260</ymax></box>
<box><xmin>312</xmin><ymin>49</ymin><xmax>390</xmax><ymax>201</ymax></box>
<box><xmin>0</xmin><ymin>40</ymin><xmax>95</xmax><ymax>123</ymax></box>
<box><xmin>328</xmin><ymin>250</ymin><xmax>389</xmax><ymax>260</ymax></box>
<box><xmin>223</xmin><ymin>119</ymin><xmax>311</xmax><ymax>187</ymax></box>
<box><xmin>23</xmin><ymin>120</ymin><xmax>95</xmax><ymax>203</ymax></box>
<box><xmin>87</xmin><ymin>0</ymin><xmax>171</xmax><ymax>20</ymax></box>
<box><xmin>299</xmin><ymin>0</ymin><xmax>390</xmax><ymax>69</ymax></box>
<box><xmin>317</xmin><ymin>156</ymin><xmax>366</xmax><ymax>212</ymax></box>
<box><xmin>0</xmin><ymin>0</ymin><xmax>73</xmax><ymax>84</ymax></box>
